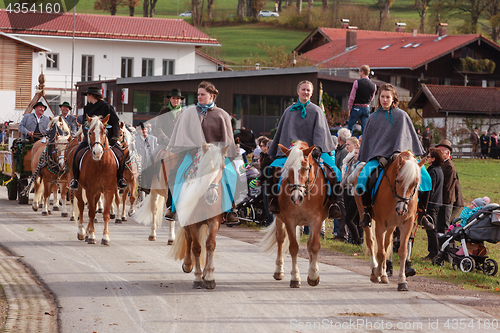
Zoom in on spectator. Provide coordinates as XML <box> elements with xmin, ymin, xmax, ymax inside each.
<box><xmin>436</xmin><ymin>139</ymin><xmax>464</xmax><ymax>233</ymax></box>
<box><xmin>257</xmin><ymin>138</ymin><xmax>274</xmax><ymax>226</ymax></box>
<box><xmin>331</xmin><ymin>135</ymin><xmax>338</xmax><ymax>149</ymax></box>
<box><xmin>0</xmin><ymin>124</ymin><xmax>8</xmax><ymax>145</ymax></box>
<box><xmin>489</xmin><ymin>132</ymin><xmax>498</xmax><ymax>159</ymax></box>
<box><xmin>422</xmin><ymin>148</ymin><xmax>445</xmax><ymax>261</ymax></box>
<box><xmin>347</xmin><ymin>65</ymin><xmax>377</xmax><ymax>134</ymax></box>
<box><xmin>470</xmin><ymin>127</ymin><xmax>480</xmax><ymax>158</ymax></box>
<box><xmin>135</xmin><ymin>123</ymin><xmax>158</xmax><ymax>200</ymax></box>
<box><xmin>422</xmin><ymin>126</ymin><xmax>432</xmax><ymax>152</ymax></box>
<box><xmin>333</xmin><ymin>127</ymin><xmax>352</xmax><ymax>241</ymax></box>
<box><xmin>480</xmin><ymin>130</ymin><xmax>489</xmax><ymax>159</ymax></box>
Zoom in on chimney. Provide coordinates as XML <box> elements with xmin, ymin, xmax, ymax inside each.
<box><xmin>411</xmin><ymin>29</ymin><xmax>418</xmax><ymax>37</ymax></box>
<box><xmin>346</xmin><ymin>28</ymin><xmax>357</xmax><ymax>48</ymax></box>
<box><xmin>438</xmin><ymin>23</ymin><xmax>448</xmax><ymax>36</ymax></box>
<box><xmin>395</xmin><ymin>22</ymin><xmax>406</xmax><ymax>33</ymax></box>
<box><xmin>340</xmin><ymin>19</ymin><xmax>350</xmax><ymax>29</ymax></box>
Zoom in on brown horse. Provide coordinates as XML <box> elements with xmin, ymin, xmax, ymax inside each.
<box><xmin>261</xmin><ymin>141</ymin><xmax>328</xmax><ymax>288</ymax></box>
<box><xmin>170</xmin><ymin>143</ymin><xmax>229</xmax><ymax>289</ymax></box>
<box><xmin>353</xmin><ymin>151</ymin><xmax>424</xmax><ymax>291</ymax></box>
<box><xmin>73</xmin><ymin>115</ymin><xmax>117</xmax><ymax>245</ymax></box>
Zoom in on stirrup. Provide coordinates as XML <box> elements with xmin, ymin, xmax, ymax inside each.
<box><xmin>69</xmin><ymin>179</ymin><xmax>79</xmax><ymax>190</ymax></box>
<box><xmin>269</xmin><ymin>197</ymin><xmax>280</xmax><ymax>214</ymax></box>
<box><xmin>418</xmin><ymin>213</ymin><xmax>435</xmax><ymax>230</ymax></box>
<box><xmin>118</xmin><ymin>178</ymin><xmax>127</xmax><ymax>189</ymax></box>
<box><xmin>328</xmin><ymin>203</ymin><xmax>341</xmax><ymax>219</ymax></box>
<box><xmin>360</xmin><ymin>211</ymin><xmax>372</xmax><ymax>228</ymax></box>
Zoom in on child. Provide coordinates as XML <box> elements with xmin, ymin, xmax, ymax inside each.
<box><xmin>459</xmin><ymin>196</ymin><xmax>490</xmax><ymax>227</ymax></box>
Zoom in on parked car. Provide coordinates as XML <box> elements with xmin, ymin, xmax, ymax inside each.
<box><xmin>258</xmin><ymin>10</ymin><xmax>279</xmax><ymax>17</ymax></box>
<box><xmin>179</xmin><ymin>11</ymin><xmax>192</xmax><ymax>17</ymax></box>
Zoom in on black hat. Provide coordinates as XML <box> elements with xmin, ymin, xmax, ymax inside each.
<box><xmin>59</xmin><ymin>101</ymin><xmax>72</xmax><ymax>110</ymax></box>
<box><xmin>82</xmin><ymin>86</ymin><xmax>103</xmax><ymax>98</ymax></box>
<box><xmin>166</xmin><ymin>88</ymin><xmax>185</xmax><ymax>100</ymax></box>
<box><xmin>33</xmin><ymin>101</ymin><xmax>47</xmax><ymax>110</ymax></box>
<box><xmin>139</xmin><ymin>122</ymin><xmax>145</xmax><ymax>130</ymax></box>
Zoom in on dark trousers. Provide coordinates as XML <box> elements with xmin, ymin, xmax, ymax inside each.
<box><xmin>426</xmin><ymin>204</ymin><xmax>440</xmax><ymax>255</ymax></box>
<box><xmin>262</xmin><ymin>186</ymin><xmax>274</xmax><ymax>225</ymax></box>
<box><xmin>336</xmin><ymin>191</ymin><xmax>348</xmax><ymax>240</ymax></box>
<box><xmin>437</xmin><ymin>204</ymin><xmax>453</xmax><ymax>233</ymax></box>
<box><xmin>344</xmin><ymin>191</ymin><xmax>362</xmax><ymax>242</ymax></box>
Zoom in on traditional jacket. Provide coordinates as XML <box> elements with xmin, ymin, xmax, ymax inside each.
<box><xmin>441</xmin><ymin>158</ymin><xmax>464</xmax><ymax>207</ymax></box>
<box><xmin>19</xmin><ymin>113</ymin><xmax>50</xmax><ymax>140</ymax></box>
<box><xmin>64</xmin><ymin>114</ymin><xmax>78</xmax><ymax>136</ymax></box>
<box><xmin>81</xmin><ymin>100</ymin><xmax>120</xmax><ymax>144</ymax></box>
<box><xmin>269</xmin><ymin>101</ymin><xmax>334</xmax><ymax>159</ymax></box>
<box><xmin>358</xmin><ymin>107</ymin><xmax>425</xmax><ymax>162</ymax></box>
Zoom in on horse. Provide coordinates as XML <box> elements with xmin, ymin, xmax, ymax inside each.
<box><xmin>73</xmin><ymin>115</ymin><xmax>118</xmax><ymax>246</ymax></box>
<box><xmin>27</xmin><ymin>116</ymin><xmax>71</xmax><ymax>216</ymax></box>
<box><xmin>67</xmin><ymin>124</ymin><xmax>84</xmax><ymax>222</ymax></box>
<box><xmin>260</xmin><ymin>141</ymin><xmax>328</xmax><ymax>288</ymax></box>
<box><xmin>169</xmin><ymin>143</ymin><xmax>229</xmax><ymax>289</ymax></box>
<box><xmin>353</xmin><ymin>151</ymin><xmax>424</xmax><ymax>291</ymax></box>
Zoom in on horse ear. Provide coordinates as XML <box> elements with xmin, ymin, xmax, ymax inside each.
<box><xmin>303</xmin><ymin>145</ymin><xmax>316</xmax><ymax>157</ymax></box>
<box><xmin>58</xmin><ymin>116</ymin><xmax>63</xmax><ymax>122</ymax></box>
<box><xmin>86</xmin><ymin>115</ymin><xmax>92</xmax><ymax>123</ymax></box>
<box><xmin>201</xmin><ymin>142</ymin><xmax>209</xmax><ymax>154</ymax></box>
<box><xmin>49</xmin><ymin>116</ymin><xmax>53</xmax><ymax>121</ymax></box>
<box><xmin>221</xmin><ymin>145</ymin><xmax>230</xmax><ymax>157</ymax></box>
<box><xmin>55</xmin><ymin>132</ymin><xmax>59</xmax><ymax>140</ymax></box>
<box><xmin>120</xmin><ymin>122</ymin><xmax>124</xmax><ymax>129</ymax></box>
<box><xmin>417</xmin><ymin>157</ymin><xmax>426</xmax><ymax>168</ymax></box>
<box><xmin>102</xmin><ymin>114</ymin><xmax>110</xmax><ymax>124</ymax></box>
<box><xmin>278</xmin><ymin>144</ymin><xmax>290</xmax><ymax>156</ymax></box>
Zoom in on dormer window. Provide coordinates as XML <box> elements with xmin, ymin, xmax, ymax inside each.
<box><xmin>380</xmin><ymin>44</ymin><xmax>392</xmax><ymax>50</ymax></box>
<box><xmin>412</xmin><ymin>43</ymin><xmax>421</xmax><ymax>48</ymax></box>
<box><xmin>402</xmin><ymin>43</ymin><xmax>413</xmax><ymax>48</ymax></box>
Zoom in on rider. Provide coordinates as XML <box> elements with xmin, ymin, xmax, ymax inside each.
<box><xmin>356</xmin><ymin>83</ymin><xmax>433</xmax><ymax>231</ymax></box>
<box><xmin>69</xmin><ymin>87</ymin><xmax>127</xmax><ymax>190</ymax></box>
<box><xmin>267</xmin><ymin>80</ymin><xmax>342</xmax><ymax>219</ymax></box>
<box><xmin>19</xmin><ymin>101</ymin><xmax>50</xmax><ymax>143</ymax></box>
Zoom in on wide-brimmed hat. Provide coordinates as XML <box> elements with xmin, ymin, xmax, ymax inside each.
<box><xmin>166</xmin><ymin>88</ymin><xmax>185</xmax><ymax>100</ymax></box>
<box><xmin>33</xmin><ymin>101</ymin><xmax>47</xmax><ymax>110</ymax></box>
<box><xmin>436</xmin><ymin>139</ymin><xmax>452</xmax><ymax>152</ymax></box>
<box><xmin>59</xmin><ymin>101</ymin><xmax>72</xmax><ymax>110</ymax></box>
<box><xmin>81</xmin><ymin>86</ymin><xmax>103</xmax><ymax>98</ymax></box>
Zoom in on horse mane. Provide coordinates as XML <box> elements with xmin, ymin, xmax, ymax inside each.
<box><xmin>176</xmin><ymin>144</ymin><xmax>225</xmax><ymax>227</ymax></box>
<box><xmin>88</xmin><ymin>116</ymin><xmax>103</xmax><ymax>131</ymax></box>
<box><xmin>397</xmin><ymin>152</ymin><xmax>421</xmax><ymax>188</ymax></box>
<box><xmin>281</xmin><ymin>142</ymin><xmax>306</xmax><ymax>179</ymax></box>
<box><xmin>121</xmin><ymin>125</ymin><xmax>133</xmax><ymax>147</ymax></box>
<box><xmin>47</xmin><ymin>116</ymin><xmax>70</xmax><ymax>135</ymax></box>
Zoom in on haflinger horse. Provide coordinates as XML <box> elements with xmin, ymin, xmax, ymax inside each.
<box><xmin>261</xmin><ymin>141</ymin><xmax>327</xmax><ymax>288</ymax></box>
<box><xmin>169</xmin><ymin>143</ymin><xmax>230</xmax><ymax>289</ymax></box>
<box><xmin>73</xmin><ymin>114</ymin><xmax>118</xmax><ymax>246</ymax></box>
<box><xmin>353</xmin><ymin>151</ymin><xmax>424</xmax><ymax>291</ymax></box>
<box><xmin>27</xmin><ymin>116</ymin><xmax>71</xmax><ymax>216</ymax></box>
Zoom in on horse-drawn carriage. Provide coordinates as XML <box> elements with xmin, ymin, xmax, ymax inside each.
<box><xmin>1</xmin><ymin>138</ymin><xmax>33</xmax><ymax>204</ymax></box>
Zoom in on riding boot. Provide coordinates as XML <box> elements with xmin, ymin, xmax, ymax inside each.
<box><xmin>405</xmin><ymin>260</ymin><xmax>416</xmax><ymax>277</ymax></box>
<box><xmin>324</xmin><ymin>164</ymin><xmax>341</xmax><ymax>219</ymax></box>
<box><xmin>267</xmin><ymin>167</ymin><xmax>280</xmax><ymax>214</ymax></box>
<box><xmin>417</xmin><ymin>191</ymin><xmax>434</xmax><ymax>230</ymax></box>
<box><xmin>112</xmin><ymin>146</ymin><xmax>128</xmax><ymax>189</ymax></box>
<box><xmin>359</xmin><ymin>188</ymin><xmax>372</xmax><ymax>228</ymax></box>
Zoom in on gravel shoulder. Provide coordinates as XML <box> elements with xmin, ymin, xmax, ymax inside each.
<box><xmin>218</xmin><ymin>224</ymin><xmax>500</xmax><ymax>319</ymax></box>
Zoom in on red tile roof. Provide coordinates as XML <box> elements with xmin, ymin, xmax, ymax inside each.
<box><xmin>320</xmin><ymin>27</ymin><xmax>434</xmax><ymax>40</ymax></box>
<box><xmin>0</xmin><ymin>10</ymin><xmax>218</xmax><ymax>45</ymax></box>
<box><xmin>410</xmin><ymin>84</ymin><xmax>500</xmax><ymax>113</ymax></box>
<box><xmin>302</xmin><ymin>34</ymin><xmax>500</xmax><ymax>70</ymax></box>
<box><xmin>195</xmin><ymin>50</ymin><xmax>232</xmax><ymax>71</ymax></box>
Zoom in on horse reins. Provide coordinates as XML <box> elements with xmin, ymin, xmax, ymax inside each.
<box><xmin>384</xmin><ymin>162</ymin><xmax>418</xmax><ymax>207</ymax></box>
<box><xmin>287</xmin><ymin>155</ymin><xmax>319</xmax><ymax>195</ymax></box>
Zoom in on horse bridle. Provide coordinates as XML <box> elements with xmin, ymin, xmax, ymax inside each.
<box><xmin>384</xmin><ymin>161</ymin><xmax>418</xmax><ymax>207</ymax></box>
<box><xmin>287</xmin><ymin>156</ymin><xmax>319</xmax><ymax>196</ymax></box>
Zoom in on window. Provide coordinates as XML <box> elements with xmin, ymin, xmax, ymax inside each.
<box><xmin>121</xmin><ymin>57</ymin><xmax>133</xmax><ymax>78</ymax></box>
<box><xmin>444</xmin><ymin>78</ymin><xmax>451</xmax><ymax>85</ymax></box>
<box><xmin>390</xmin><ymin>76</ymin><xmax>401</xmax><ymax>87</ymax></box>
<box><xmin>46</xmin><ymin>53</ymin><xmax>58</xmax><ymax>69</ymax></box>
<box><xmin>142</xmin><ymin>58</ymin><xmax>154</xmax><ymax>77</ymax></box>
<box><xmin>379</xmin><ymin>44</ymin><xmax>392</xmax><ymax>50</ymax></box>
<box><xmin>162</xmin><ymin>59</ymin><xmax>175</xmax><ymax>75</ymax></box>
<box><xmin>81</xmin><ymin>55</ymin><xmax>93</xmax><ymax>82</ymax></box>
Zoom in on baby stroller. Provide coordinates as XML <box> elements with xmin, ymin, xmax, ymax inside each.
<box><xmin>433</xmin><ymin>204</ymin><xmax>500</xmax><ymax>275</ymax></box>
<box><xmin>227</xmin><ymin>178</ymin><xmax>267</xmax><ymax>227</ymax></box>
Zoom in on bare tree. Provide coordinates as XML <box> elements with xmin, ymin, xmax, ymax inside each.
<box><xmin>297</xmin><ymin>0</ymin><xmax>303</xmax><ymax>13</ymax></box>
<box><xmin>192</xmin><ymin>0</ymin><xmax>205</xmax><ymax>26</ymax></box>
<box><xmin>322</xmin><ymin>0</ymin><xmax>328</xmax><ymax>9</ymax></box>
<box><xmin>454</xmin><ymin>0</ymin><xmax>488</xmax><ymax>33</ymax></box>
<box><xmin>94</xmin><ymin>0</ymin><xmax>126</xmax><ymax>15</ymax></box>
<box><xmin>142</xmin><ymin>0</ymin><xmax>158</xmax><ymax>17</ymax></box>
<box><xmin>128</xmin><ymin>0</ymin><xmax>140</xmax><ymax>16</ymax></box>
<box><xmin>375</xmin><ymin>0</ymin><xmax>395</xmax><ymax>30</ymax></box>
<box><xmin>483</xmin><ymin>0</ymin><xmax>500</xmax><ymax>41</ymax></box>
<box><xmin>237</xmin><ymin>0</ymin><xmax>245</xmax><ymax>18</ymax></box>
<box><xmin>414</xmin><ymin>0</ymin><xmax>433</xmax><ymax>32</ymax></box>
<box><xmin>207</xmin><ymin>0</ymin><xmax>214</xmax><ymax>19</ymax></box>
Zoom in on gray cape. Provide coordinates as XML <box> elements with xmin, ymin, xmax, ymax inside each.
<box><xmin>358</xmin><ymin>107</ymin><xmax>425</xmax><ymax>162</ymax></box>
<box><xmin>269</xmin><ymin>102</ymin><xmax>334</xmax><ymax>158</ymax></box>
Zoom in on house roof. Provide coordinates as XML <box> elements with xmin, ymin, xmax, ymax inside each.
<box><xmin>0</xmin><ymin>32</ymin><xmax>50</xmax><ymax>52</ymax></box>
<box><xmin>302</xmin><ymin>34</ymin><xmax>500</xmax><ymax>70</ymax></box>
<box><xmin>0</xmin><ymin>10</ymin><xmax>218</xmax><ymax>45</ymax></box>
<box><xmin>195</xmin><ymin>50</ymin><xmax>232</xmax><ymax>71</ymax></box>
<box><xmin>408</xmin><ymin>84</ymin><xmax>500</xmax><ymax>114</ymax></box>
<box><xmin>294</xmin><ymin>27</ymin><xmax>434</xmax><ymax>54</ymax></box>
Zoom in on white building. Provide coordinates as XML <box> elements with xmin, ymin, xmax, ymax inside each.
<box><xmin>0</xmin><ymin>10</ymin><xmax>228</xmax><ymax>123</ymax></box>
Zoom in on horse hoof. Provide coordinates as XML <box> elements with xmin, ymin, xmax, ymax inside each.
<box><xmin>53</xmin><ymin>206</ymin><xmax>59</xmax><ymax>211</ymax></box>
<box><xmin>42</xmin><ymin>211</ymin><xmax>48</xmax><ymax>216</ymax></box>
<box><xmin>192</xmin><ymin>281</ymin><xmax>203</xmax><ymax>289</ymax></box>
<box><xmin>182</xmin><ymin>264</ymin><xmax>193</xmax><ymax>273</ymax></box>
<box><xmin>203</xmin><ymin>280</ymin><xmax>216</xmax><ymax>289</ymax></box>
<box><xmin>370</xmin><ymin>274</ymin><xmax>380</xmax><ymax>283</ymax></box>
<box><xmin>273</xmin><ymin>272</ymin><xmax>284</xmax><ymax>280</ymax></box>
<box><xmin>84</xmin><ymin>235</ymin><xmax>88</xmax><ymax>242</ymax></box>
<box><xmin>77</xmin><ymin>233</ymin><xmax>85</xmax><ymax>241</ymax></box>
<box><xmin>61</xmin><ymin>213</ymin><xmax>69</xmax><ymax>218</ymax></box>
<box><xmin>307</xmin><ymin>276</ymin><xmax>320</xmax><ymax>286</ymax></box>
<box><xmin>148</xmin><ymin>236</ymin><xmax>156</xmax><ymax>241</ymax></box>
<box><xmin>97</xmin><ymin>208</ymin><xmax>103</xmax><ymax>214</ymax></box>
<box><xmin>39</xmin><ymin>203</ymin><xmax>43</xmax><ymax>208</ymax></box>
<box><xmin>115</xmin><ymin>219</ymin><xmax>122</xmax><ymax>224</ymax></box>
<box><xmin>167</xmin><ymin>240</ymin><xmax>173</xmax><ymax>245</ymax></box>
<box><xmin>121</xmin><ymin>217</ymin><xmax>127</xmax><ymax>221</ymax></box>
<box><xmin>87</xmin><ymin>238</ymin><xmax>96</xmax><ymax>244</ymax></box>
<box><xmin>397</xmin><ymin>282</ymin><xmax>409</xmax><ymax>291</ymax></box>
<box><xmin>290</xmin><ymin>280</ymin><xmax>301</xmax><ymax>288</ymax></box>
<box><xmin>94</xmin><ymin>218</ymin><xmax>98</xmax><ymax>223</ymax></box>
<box><xmin>32</xmin><ymin>206</ymin><xmax>38</xmax><ymax>212</ymax></box>
<box><xmin>110</xmin><ymin>214</ymin><xmax>115</xmax><ymax>219</ymax></box>
<box><xmin>70</xmin><ymin>216</ymin><xmax>75</xmax><ymax>221</ymax></box>
<box><xmin>380</xmin><ymin>275</ymin><xmax>389</xmax><ymax>284</ymax></box>
<box><xmin>101</xmin><ymin>239</ymin><xmax>110</xmax><ymax>246</ymax></box>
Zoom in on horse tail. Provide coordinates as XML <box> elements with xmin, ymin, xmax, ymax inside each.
<box><xmin>131</xmin><ymin>192</ymin><xmax>164</xmax><ymax>227</ymax></box>
<box><xmin>170</xmin><ymin>226</ymin><xmax>188</xmax><ymax>261</ymax></box>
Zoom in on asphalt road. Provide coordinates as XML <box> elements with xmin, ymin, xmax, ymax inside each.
<box><xmin>0</xmin><ymin>190</ymin><xmax>498</xmax><ymax>333</ymax></box>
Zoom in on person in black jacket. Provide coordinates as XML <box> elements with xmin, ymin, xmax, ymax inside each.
<box><xmin>480</xmin><ymin>130</ymin><xmax>490</xmax><ymax>159</ymax></box>
<box><xmin>69</xmin><ymin>87</ymin><xmax>127</xmax><ymax>190</ymax></box>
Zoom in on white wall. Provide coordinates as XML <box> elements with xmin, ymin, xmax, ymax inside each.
<box><xmin>195</xmin><ymin>54</ymin><xmax>219</xmax><ymax>73</ymax></box>
<box><xmin>0</xmin><ymin>91</ymin><xmax>18</xmax><ymax>123</ymax></box>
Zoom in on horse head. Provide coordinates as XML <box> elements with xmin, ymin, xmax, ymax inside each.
<box><xmin>393</xmin><ymin>151</ymin><xmax>421</xmax><ymax>216</ymax></box>
<box><xmin>87</xmin><ymin>114</ymin><xmax>110</xmax><ymax>161</ymax></box>
<box><xmin>52</xmin><ymin>132</ymin><xmax>71</xmax><ymax>168</ymax></box>
<box><xmin>204</xmin><ymin>143</ymin><xmax>230</xmax><ymax>206</ymax></box>
<box><xmin>279</xmin><ymin>141</ymin><xmax>315</xmax><ymax>206</ymax></box>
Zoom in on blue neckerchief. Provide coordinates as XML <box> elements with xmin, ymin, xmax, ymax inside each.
<box><xmin>373</xmin><ymin>107</ymin><xmax>393</xmax><ymax>125</ymax></box>
<box><xmin>289</xmin><ymin>100</ymin><xmax>310</xmax><ymax>119</ymax></box>
<box><xmin>197</xmin><ymin>102</ymin><xmax>215</xmax><ymax>116</ymax></box>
